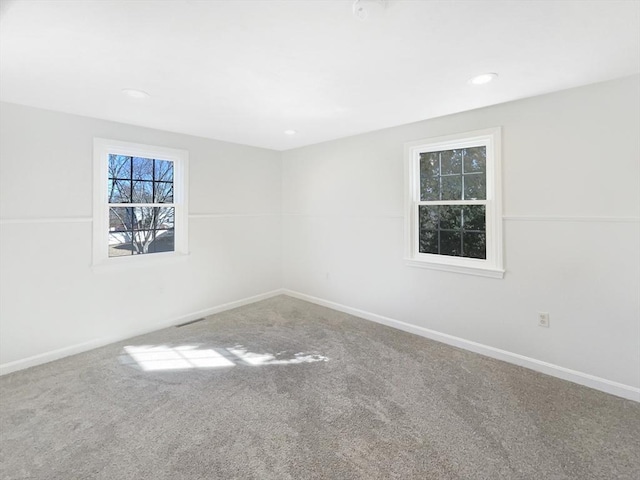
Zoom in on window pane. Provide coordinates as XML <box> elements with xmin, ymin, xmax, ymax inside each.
<box><xmin>147</xmin><ymin>229</ymin><xmax>174</xmax><ymax>253</ymax></box>
<box><xmin>109</xmin><ymin>232</ymin><xmax>134</xmax><ymax>257</ymax></box>
<box><xmin>418</xmin><ymin>205</ymin><xmax>486</xmax><ymax>259</ymax></box>
<box><xmin>438</xmin><ymin>205</ymin><xmax>462</xmax><ymax>230</ymax></box>
<box><xmin>420</xmin><ymin>153</ymin><xmax>440</xmax><ymax>201</ymax></box>
<box><xmin>418</xmin><ymin>206</ymin><xmax>439</xmax><ymax>254</ymax></box>
<box><xmin>110</xmin><ymin>208</ymin><xmax>155</xmax><ymax>257</ymax></box>
<box><xmin>440</xmin><ymin>230</ymin><xmax>462</xmax><ymax>257</ymax></box>
<box><xmin>109</xmin><ymin>207</ymin><xmax>133</xmax><ymax>232</ymax></box>
<box><xmin>463</xmin><ymin>173</ymin><xmax>485</xmax><ymax>200</ymax></box>
<box><xmin>155</xmin><ymin>160</ymin><xmax>174</xmax><ymax>182</ymax></box>
<box><xmin>132</xmin><ymin>157</ymin><xmax>154</xmax><ymax>180</ymax></box>
<box><xmin>108</xmin><ymin>179</ymin><xmax>131</xmax><ymax>203</ymax></box>
<box><xmin>132</xmin><ymin>180</ymin><xmax>154</xmax><ymax>203</ymax></box>
<box><xmin>463</xmin><ymin>232</ymin><xmax>486</xmax><ymax>259</ymax></box>
<box><xmin>440</xmin><ymin>150</ymin><xmax>462</xmax><ymax>175</ymax></box>
<box><xmin>463</xmin><ymin>147</ymin><xmax>486</xmax><ymax>173</ymax></box>
<box><xmin>108</xmin><ymin>154</ymin><xmax>131</xmax><ymax>179</ymax></box>
<box><xmin>441</xmin><ymin>175</ymin><xmax>462</xmax><ymax>200</ymax></box>
<box><xmin>420</xmin><ymin>176</ymin><xmax>440</xmax><ymax>201</ymax></box>
<box><xmin>154</xmin><ymin>182</ymin><xmax>174</xmax><ymax>203</ymax></box>
<box><xmin>132</xmin><ymin>207</ymin><xmax>174</xmax><ymax>231</ymax></box>
<box><xmin>420</xmin><ymin>152</ymin><xmax>440</xmax><ymax>176</ymax></box>
<box><xmin>418</xmin><ymin>229</ymin><xmax>438</xmax><ymax>254</ymax></box>
<box><xmin>157</xmin><ymin>207</ymin><xmax>175</xmax><ymax>229</ymax></box>
<box><xmin>132</xmin><ymin>207</ymin><xmax>153</xmax><ymax>231</ymax></box>
<box><xmin>462</xmin><ymin>205</ymin><xmax>485</xmax><ymax>231</ymax></box>
<box><xmin>420</xmin><ymin>148</ymin><xmax>487</xmax><ymax>201</ymax></box>
<box><xmin>418</xmin><ymin>205</ymin><xmax>438</xmax><ymax>228</ymax></box>
<box><xmin>125</xmin><ymin>207</ymin><xmax>175</xmax><ymax>254</ymax></box>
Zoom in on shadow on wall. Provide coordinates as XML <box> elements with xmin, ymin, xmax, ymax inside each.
<box><xmin>119</xmin><ymin>344</ymin><xmax>329</xmax><ymax>372</ymax></box>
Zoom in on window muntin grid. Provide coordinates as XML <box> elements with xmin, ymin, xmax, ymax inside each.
<box><xmin>419</xmin><ymin>147</ymin><xmax>486</xmax><ymax>202</ymax></box>
<box><xmin>418</xmin><ymin>205</ymin><xmax>486</xmax><ymax>259</ymax></box>
<box><xmin>108</xmin><ymin>155</ymin><xmax>174</xmax><ymax>204</ymax></box>
<box><xmin>417</xmin><ymin>146</ymin><xmax>487</xmax><ymax>259</ymax></box>
<box><xmin>107</xmin><ymin>155</ymin><xmax>175</xmax><ymax>257</ymax></box>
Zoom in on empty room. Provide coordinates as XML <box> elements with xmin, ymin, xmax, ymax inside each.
<box><xmin>0</xmin><ymin>0</ymin><xmax>639</xmax><ymax>479</ymax></box>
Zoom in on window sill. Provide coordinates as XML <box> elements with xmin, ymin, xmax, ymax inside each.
<box><xmin>92</xmin><ymin>251</ymin><xmax>190</xmax><ymax>272</ymax></box>
<box><xmin>404</xmin><ymin>257</ymin><xmax>505</xmax><ymax>278</ymax></box>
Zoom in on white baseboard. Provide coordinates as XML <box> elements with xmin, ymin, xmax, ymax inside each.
<box><xmin>4</xmin><ymin>287</ymin><xmax>638</xmax><ymax>403</ymax></box>
<box><xmin>282</xmin><ymin>289</ymin><xmax>640</xmax><ymax>402</ymax></box>
<box><xmin>0</xmin><ymin>289</ymin><xmax>285</xmax><ymax>376</ymax></box>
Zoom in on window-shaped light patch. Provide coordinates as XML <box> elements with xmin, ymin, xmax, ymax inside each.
<box><xmin>123</xmin><ymin>345</ymin><xmax>235</xmax><ymax>371</ymax></box>
<box><xmin>121</xmin><ymin>345</ymin><xmax>329</xmax><ymax>371</ymax></box>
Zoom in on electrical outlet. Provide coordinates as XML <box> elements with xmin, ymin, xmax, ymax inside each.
<box><xmin>538</xmin><ymin>312</ymin><xmax>550</xmax><ymax>328</ymax></box>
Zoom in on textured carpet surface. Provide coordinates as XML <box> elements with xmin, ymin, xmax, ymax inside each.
<box><xmin>1</xmin><ymin>296</ymin><xmax>639</xmax><ymax>480</ymax></box>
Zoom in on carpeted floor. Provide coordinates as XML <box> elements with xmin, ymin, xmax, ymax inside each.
<box><xmin>1</xmin><ymin>295</ymin><xmax>639</xmax><ymax>479</ymax></box>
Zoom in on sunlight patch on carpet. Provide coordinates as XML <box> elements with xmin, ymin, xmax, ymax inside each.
<box><xmin>227</xmin><ymin>346</ymin><xmax>329</xmax><ymax>366</ymax></box>
<box><xmin>123</xmin><ymin>345</ymin><xmax>235</xmax><ymax>371</ymax></box>
<box><xmin>120</xmin><ymin>344</ymin><xmax>329</xmax><ymax>371</ymax></box>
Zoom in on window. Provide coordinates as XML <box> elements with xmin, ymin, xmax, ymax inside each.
<box><xmin>404</xmin><ymin>128</ymin><xmax>503</xmax><ymax>278</ymax></box>
<box><xmin>93</xmin><ymin>138</ymin><xmax>188</xmax><ymax>266</ymax></box>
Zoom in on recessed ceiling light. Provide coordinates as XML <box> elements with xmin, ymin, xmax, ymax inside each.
<box><xmin>121</xmin><ymin>88</ymin><xmax>150</xmax><ymax>99</ymax></box>
<box><xmin>284</xmin><ymin>129</ymin><xmax>297</xmax><ymax>135</ymax></box>
<box><xmin>468</xmin><ymin>73</ymin><xmax>498</xmax><ymax>85</ymax></box>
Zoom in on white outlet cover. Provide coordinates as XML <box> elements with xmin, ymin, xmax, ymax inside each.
<box><xmin>538</xmin><ymin>312</ymin><xmax>550</xmax><ymax>327</ymax></box>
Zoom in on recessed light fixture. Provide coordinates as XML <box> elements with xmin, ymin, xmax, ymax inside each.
<box><xmin>468</xmin><ymin>73</ymin><xmax>498</xmax><ymax>85</ymax></box>
<box><xmin>284</xmin><ymin>129</ymin><xmax>297</xmax><ymax>135</ymax></box>
<box><xmin>121</xmin><ymin>88</ymin><xmax>150</xmax><ymax>99</ymax></box>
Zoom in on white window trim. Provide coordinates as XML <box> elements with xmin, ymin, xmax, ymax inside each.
<box><xmin>92</xmin><ymin>138</ymin><xmax>189</xmax><ymax>268</ymax></box>
<box><xmin>404</xmin><ymin>127</ymin><xmax>504</xmax><ymax>278</ymax></box>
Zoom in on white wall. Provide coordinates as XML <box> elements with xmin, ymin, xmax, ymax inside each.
<box><xmin>282</xmin><ymin>76</ymin><xmax>640</xmax><ymax>393</ymax></box>
<box><xmin>2</xmin><ymin>77</ymin><xmax>639</xmax><ymax>399</ymax></box>
<box><xmin>0</xmin><ymin>102</ymin><xmax>282</xmax><ymax>368</ymax></box>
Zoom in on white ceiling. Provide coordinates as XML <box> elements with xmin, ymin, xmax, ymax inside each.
<box><xmin>1</xmin><ymin>0</ymin><xmax>638</xmax><ymax>151</ymax></box>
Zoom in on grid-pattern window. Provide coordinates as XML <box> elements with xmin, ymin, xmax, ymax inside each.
<box><xmin>93</xmin><ymin>138</ymin><xmax>188</xmax><ymax>266</ymax></box>
<box><xmin>107</xmin><ymin>155</ymin><xmax>175</xmax><ymax>256</ymax></box>
<box><xmin>418</xmin><ymin>147</ymin><xmax>486</xmax><ymax>259</ymax></box>
<box><xmin>404</xmin><ymin>128</ymin><xmax>503</xmax><ymax>278</ymax></box>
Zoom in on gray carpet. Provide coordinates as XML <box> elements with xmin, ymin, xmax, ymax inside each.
<box><xmin>1</xmin><ymin>296</ymin><xmax>638</xmax><ymax>480</ymax></box>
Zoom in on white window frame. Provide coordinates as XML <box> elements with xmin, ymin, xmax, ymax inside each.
<box><xmin>404</xmin><ymin>127</ymin><xmax>504</xmax><ymax>278</ymax></box>
<box><xmin>92</xmin><ymin>138</ymin><xmax>189</xmax><ymax>267</ymax></box>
